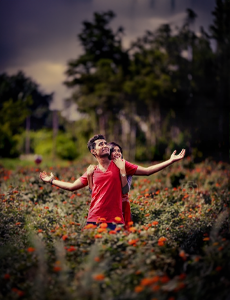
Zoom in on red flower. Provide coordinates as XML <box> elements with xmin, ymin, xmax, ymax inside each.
<box><xmin>4</xmin><ymin>274</ymin><xmax>10</xmax><ymax>279</ymax></box>
<box><xmin>27</xmin><ymin>247</ymin><xmax>35</xmax><ymax>252</ymax></box>
<box><xmin>62</xmin><ymin>235</ymin><xmax>68</xmax><ymax>241</ymax></box>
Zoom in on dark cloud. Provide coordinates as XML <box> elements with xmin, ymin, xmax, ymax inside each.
<box><xmin>0</xmin><ymin>0</ymin><xmax>216</xmax><ymax>108</ymax></box>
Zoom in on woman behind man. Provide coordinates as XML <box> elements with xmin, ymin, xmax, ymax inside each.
<box><xmin>87</xmin><ymin>142</ymin><xmax>132</xmax><ymax>228</ymax></box>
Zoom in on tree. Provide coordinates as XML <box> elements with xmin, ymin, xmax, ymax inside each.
<box><xmin>0</xmin><ymin>71</ymin><xmax>53</xmax><ymax>157</ymax></box>
<box><xmin>209</xmin><ymin>0</ymin><xmax>230</xmax><ymax>161</ymax></box>
<box><xmin>64</xmin><ymin>11</ymin><xmax>129</xmax><ymax>142</ymax></box>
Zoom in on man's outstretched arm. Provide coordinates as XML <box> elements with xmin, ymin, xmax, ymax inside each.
<box><xmin>135</xmin><ymin>149</ymin><xmax>186</xmax><ymax>176</ymax></box>
<box><xmin>39</xmin><ymin>171</ymin><xmax>85</xmax><ymax>191</ymax></box>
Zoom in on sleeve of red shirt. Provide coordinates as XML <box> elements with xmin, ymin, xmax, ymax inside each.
<box><xmin>79</xmin><ymin>171</ymin><xmax>88</xmax><ymax>187</ymax></box>
<box><xmin>125</xmin><ymin>161</ymin><xmax>138</xmax><ymax>176</ymax></box>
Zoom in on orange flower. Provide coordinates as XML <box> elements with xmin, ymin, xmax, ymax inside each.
<box><xmin>152</xmin><ymin>221</ymin><xmax>158</xmax><ymax>226</ymax></box>
<box><xmin>188</xmin><ymin>215</ymin><xmax>193</xmax><ymax>218</ymax></box>
<box><xmin>115</xmin><ymin>226</ymin><xmax>122</xmax><ymax>232</ymax></box>
<box><xmin>93</xmin><ymin>273</ymin><xmax>105</xmax><ymax>281</ymax></box>
<box><xmin>97</xmin><ymin>217</ymin><xmax>106</xmax><ymax>222</ymax></box>
<box><xmin>15</xmin><ymin>222</ymin><xmax>21</xmax><ymax>225</ymax></box>
<box><xmin>203</xmin><ymin>237</ymin><xmax>210</xmax><ymax>241</ymax></box>
<box><xmin>114</xmin><ymin>216</ymin><xmax>122</xmax><ymax>222</ymax></box>
<box><xmin>44</xmin><ymin>206</ymin><xmax>49</xmax><ymax>209</ymax></box>
<box><xmin>129</xmin><ymin>227</ymin><xmax>136</xmax><ymax>233</ymax></box>
<box><xmin>94</xmin><ymin>257</ymin><xmax>100</xmax><ymax>262</ymax></box>
<box><xmin>145</xmin><ymin>213</ymin><xmax>150</xmax><ymax>217</ymax></box>
<box><xmin>134</xmin><ymin>285</ymin><xmax>143</xmax><ymax>293</ymax></box>
<box><xmin>84</xmin><ymin>224</ymin><xmax>97</xmax><ymax>229</ymax></box>
<box><xmin>99</xmin><ymin>223</ymin><xmax>108</xmax><ymax>228</ymax></box>
<box><xmin>216</xmin><ymin>266</ymin><xmax>222</xmax><ymax>271</ymax></box>
<box><xmin>37</xmin><ymin>229</ymin><xmax>43</xmax><ymax>233</ymax></box>
<box><xmin>141</xmin><ymin>276</ymin><xmax>159</xmax><ymax>286</ymax></box>
<box><xmin>27</xmin><ymin>247</ymin><xmax>35</xmax><ymax>252</ymax></box>
<box><xmin>155</xmin><ymin>190</ymin><xmax>160</xmax><ymax>195</ymax></box>
<box><xmin>128</xmin><ymin>239</ymin><xmax>139</xmax><ymax>245</ymax></box>
<box><xmin>94</xmin><ymin>234</ymin><xmax>102</xmax><ymax>239</ymax></box>
<box><xmin>158</xmin><ymin>237</ymin><xmax>167</xmax><ymax>246</ymax></box>
<box><xmin>97</xmin><ymin>228</ymin><xmax>107</xmax><ymax>233</ymax></box>
<box><xmin>179</xmin><ymin>250</ymin><xmax>187</xmax><ymax>261</ymax></box>
<box><xmin>109</xmin><ymin>230</ymin><xmax>117</xmax><ymax>234</ymax></box>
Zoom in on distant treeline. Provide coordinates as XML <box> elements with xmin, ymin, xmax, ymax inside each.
<box><xmin>0</xmin><ymin>0</ymin><xmax>229</xmax><ymax>161</ymax></box>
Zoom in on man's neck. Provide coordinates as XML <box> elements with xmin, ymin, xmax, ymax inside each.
<box><xmin>96</xmin><ymin>156</ymin><xmax>110</xmax><ymax>168</ymax></box>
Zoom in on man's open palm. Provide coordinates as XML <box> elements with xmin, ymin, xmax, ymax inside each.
<box><xmin>40</xmin><ymin>171</ymin><xmax>54</xmax><ymax>183</ymax></box>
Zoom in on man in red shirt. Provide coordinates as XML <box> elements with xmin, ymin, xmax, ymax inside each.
<box><xmin>40</xmin><ymin>134</ymin><xmax>185</xmax><ymax>228</ymax></box>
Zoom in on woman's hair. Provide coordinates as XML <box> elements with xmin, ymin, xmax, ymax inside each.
<box><xmin>108</xmin><ymin>142</ymin><xmax>123</xmax><ymax>160</ymax></box>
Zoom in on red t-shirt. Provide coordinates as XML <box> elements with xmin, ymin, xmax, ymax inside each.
<box><xmin>80</xmin><ymin>161</ymin><xmax>138</xmax><ymax>224</ymax></box>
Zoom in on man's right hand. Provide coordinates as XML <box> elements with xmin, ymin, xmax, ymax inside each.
<box><xmin>40</xmin><ymin>171</ymin><xmax>54</xmax><ymax>183</ymax></box>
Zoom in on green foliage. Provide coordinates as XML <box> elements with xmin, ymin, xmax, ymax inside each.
<box><xmin>63</xmin><ymin>4</ymin><xmax>229</xmax><ymax>162</ymax></box>
<box><xmin>56</xmin><ymin>134</ymin><xmax>78</xmax><ymax>161</ymax></box>
<box><xmin>0</xmin><ymin>72</ymin><xmax>52</xmax><ymax>158</ymax></box>
<box><xmin>0</xmin><ymin>98</ymin><xmax>31</xmax><ymax>157</ymax></box>
<box><xmin>29</xmin><ymin>130</ymin><xmax>79</xmax><ymax>161</ymax></box>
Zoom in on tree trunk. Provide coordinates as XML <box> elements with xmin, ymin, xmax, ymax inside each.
<box><xmin>52</xmin><ymin>110</ymin><xmax>58</xmax><ymax>161</ymax></box>
<box><xmin>25</xmin><ymin>116</ymin><xmax>30</xmax><ymax>155</ymax></box>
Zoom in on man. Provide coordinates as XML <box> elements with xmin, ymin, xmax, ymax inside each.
<box><xmin>40</xmin><ymin>134</ymin><xmax>185</xmax><ymax>227</ymax></box>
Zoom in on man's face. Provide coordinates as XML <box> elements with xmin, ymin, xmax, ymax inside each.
<box><xmin>92</xmin><ymin>139</ymin><xmax>110</xmax><ymax>157</ymax></box>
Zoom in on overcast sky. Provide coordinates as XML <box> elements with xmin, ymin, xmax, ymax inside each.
<box><xmin>0</xmin><ymin>0</ymin><xmax>216</xmax><ymax>113</ymax></box>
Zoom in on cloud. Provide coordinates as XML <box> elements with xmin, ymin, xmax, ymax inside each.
<box><xmin>0</xmin><ymin>0</ymin><xmax>215</xmax><ymax>110</ymax></box>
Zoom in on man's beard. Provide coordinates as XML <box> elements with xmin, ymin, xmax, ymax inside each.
<box><xmin>100</xmin><ymin>152</ymin><xmax>109</xmax><ymax>158</ymax></box>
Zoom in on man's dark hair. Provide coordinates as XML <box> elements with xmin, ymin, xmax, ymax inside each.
<box><xmin>87</xmin><ymin>134</ymin><xmax>106</xmax><ymax>152</ymax></box>
<box><xmin>108</xmin><ymin>142</ymin><xmax>123</xmax><ymax>159</ymax></box>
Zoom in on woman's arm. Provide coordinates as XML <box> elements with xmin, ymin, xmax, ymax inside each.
<box><xmin>39</xmin><ymin>171</ymin><xmax>85</xmax><ymax>191</ymax></box>
<box><xmin>87</xmin><ymin>165</ymin><xmax>96</xmax><ymax>191</ymax></box>
<box><xmin>113</xmin><ymin>158</ymin><xmax>130</xmax><ymax>194</ymax></box>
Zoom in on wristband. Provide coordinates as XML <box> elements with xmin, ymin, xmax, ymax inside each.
<box><xmin>50</xmin><ymin>178</ymin><xmax>54</xmax><ymax>184</ymax></box>
<box><xmin>120</xmin><ymin>173</ymin><xmax>126</xmax><ymax>177</ymax></box>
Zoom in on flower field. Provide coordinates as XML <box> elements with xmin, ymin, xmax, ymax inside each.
<box><xmin>0</xmin><ymin>157</ymin><xmax>229</xmax><ymax>300</ymax></box>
